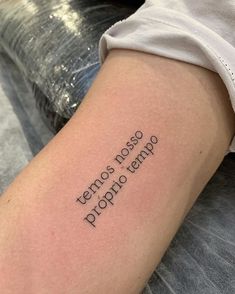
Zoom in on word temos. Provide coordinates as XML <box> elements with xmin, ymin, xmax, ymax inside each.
<box><xmin>76</xmin><ymin>165</ymin><xmax>115</xmax><ymax>205</ymax></box>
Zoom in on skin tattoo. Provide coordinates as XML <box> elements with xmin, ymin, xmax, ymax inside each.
<box><xmin>76</xmin><ymin>131</ymin><xmax>159</xmax><ymax>228</ymax></box>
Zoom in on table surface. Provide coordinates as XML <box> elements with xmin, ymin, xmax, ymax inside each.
<box><xmin>0</xmin><ymin>53</ymin><xmax>234</xmax><ymax>294</ymax></box>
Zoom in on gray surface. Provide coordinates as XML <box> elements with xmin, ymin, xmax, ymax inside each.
<box><xmin>0</xmin><ymin>55</ymin><xmax>235</xmax><ymax>294</ymax></box>
<box><xmin>0</xmin><ymin>53</ymin><xmax>53</xmax><ymax>193</ymax></box>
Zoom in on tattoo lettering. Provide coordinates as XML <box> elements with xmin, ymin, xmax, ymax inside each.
<box><xmin>75</xmin><ymin>130</ymin><xmax>159</xmax><ymax>228</ymax></box>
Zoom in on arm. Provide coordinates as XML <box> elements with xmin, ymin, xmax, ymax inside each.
<box><xmin>0</xmin><ymin>49</ymin><xmax>234</xmax><ymax>294</ymax></box>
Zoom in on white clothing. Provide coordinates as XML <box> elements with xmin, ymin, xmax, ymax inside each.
<box><xmin>99</xmin><ymin>0</ymin><xmax>235</xmax><ymax>153</ymax></box>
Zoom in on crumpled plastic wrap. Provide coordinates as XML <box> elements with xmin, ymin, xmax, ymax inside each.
<box><xmin>0</xmin><ymin>0</ymin><xmax>138</xmax><ymax>132</ymax></box>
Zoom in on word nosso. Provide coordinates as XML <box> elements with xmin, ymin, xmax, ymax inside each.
<box><xmin>114</xmin><ymin>130</ymin><xmax>144</xmax><ymax>164</ymax></box>
<box><xmin>115</xmin><ymin>131</ymin><xmax>158</xmax><ymax>173</ymax></box>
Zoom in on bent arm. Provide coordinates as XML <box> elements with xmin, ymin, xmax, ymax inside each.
<box><xmin>0</xmin><ymin>49</ymin><xmax>234</xmax><ymax>294</ymax></box>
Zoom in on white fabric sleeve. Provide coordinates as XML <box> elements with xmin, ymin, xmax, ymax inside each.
<box><xmin>99</xmin><ymin>0</ymin><xmax>235</xmax><ymax>153</ymax></box>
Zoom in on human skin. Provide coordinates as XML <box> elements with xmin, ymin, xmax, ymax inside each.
<box><xmin>0</xmin><ymin>49</ymin><xmax>234</xmax><ymax>294</ymax></box>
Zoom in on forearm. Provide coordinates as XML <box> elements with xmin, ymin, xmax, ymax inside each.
<box><xmin>0</xmin><ymin>49</ymin><xmax>234</xmax><ymax>294</ymax></box>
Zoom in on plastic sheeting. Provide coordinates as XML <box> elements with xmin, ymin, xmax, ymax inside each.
<box><xmin>0</xmin><ymin>0</ymin><xmax>137</xmax><ymax>132</ymax></box>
